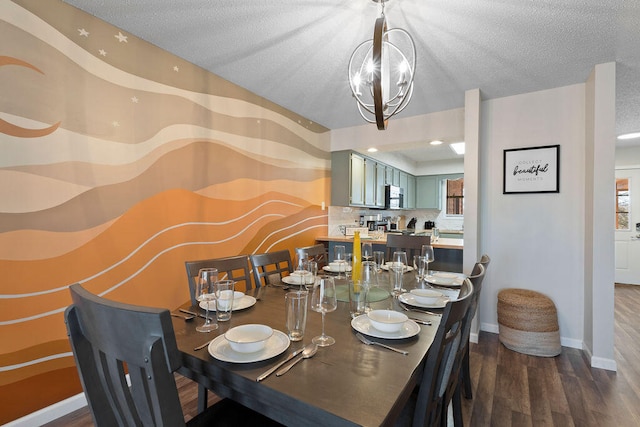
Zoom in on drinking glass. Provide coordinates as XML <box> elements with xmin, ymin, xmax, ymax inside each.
<box><xmin>421</xmin><ymin>245</ymin><xmax>435</xmax><ymax>274</ymax></box>
<box><xmin>373</xmin><ymin>251</ymin><xmax>385</xmax><ymax>272</ymax></box>
<box><xmin>311</xmin><ymin>276</ymin><xmax>337</xmax><ymax>347</ymax></box>
<box><xmin>302</xmin><ymin>260</ymin><xmax>318</xmax><ymax>290</ymax></box>
<box><xmin>195</xmin><ymin>268</ymin><xmax>218</xmax><ymax>332</ymax></box>
<box><xmin>214</xmin><ymin>279</ymin><xmax>235</xmax><ymax>322</ymax></box>
<box><xmin>362</xmin><ymin>242</ymin><xmax>373</xmax><ymax>262</ymax></box>
<box><xmin>334</xmin><ymin>245</ymin><xmax>347</xmax><ymax>278</ymax></box>
<box><xmin>296</xmin><ymin>251</ymin><xmax>308</xmax><ymax>272</ymax></box>
<box><xmin>413</xmin><ymin>255</ymin><xmax>428</xmax><ymax>283</ymax></box>
<box><xmin>360</xmin><ymin>261</ymin><xmax>378</xmax><ymax>311</ymax></box>
<box><xmin>391</xmin><ymin>251</ymin><xmax>407</xmax><ymax>295</ymax></box>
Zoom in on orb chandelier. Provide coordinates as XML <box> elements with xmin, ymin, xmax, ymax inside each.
<box><xmin>348</xmin><ymin>0</ymin><xmax>416</xmax><ymax>130</ymax></box>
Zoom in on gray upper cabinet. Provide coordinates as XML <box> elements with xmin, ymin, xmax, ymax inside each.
<box><xmin>406</xmin><ymin>174</ymin><xmax>416</xmax><ymax>209</ymax></box>
<box><xmin>364</xmin><ymin>158</ymin><xmax>376</xmax><ymax>206</ymax></box>
<box><xmin>416</xmin><ymin>175</ymin><xmax>440</xmax><ymax>209</ymax></box>
<box><xmin>375</xmin><ymin>162</ymin><xmax>386</xmax><ymax>208</ymax></box>
<box><xmin>350</xmin><ymin>153</ymin><xmax>365</xmax><ymax>206</ymax></box>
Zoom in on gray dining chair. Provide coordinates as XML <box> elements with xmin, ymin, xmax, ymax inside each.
<box><xmin>396</xmin><ymin>279</ymin><xmax>473</xmax><ymax>427</ymax></box>
<box><xmin>385</xmin><ymin>234</ymin><xmax>431</xmax><ymax>261</ymax></box>
<box><xmin>294</xmin><ymin>243</ymin><xmax>328</xmax><ymax>269</ymax></box>
<box><xmin>249</xmin><ymin>250</ymin><xmax>293</xmax><ymax>287</ymax></box>
<box><xmin>64</xmin><ymin>283</ymin><xmax>281</xmax><ymax>427</ymax></box>
<box><xmin>184</xmin><ymin>255</ymin><xmax>252</xmax><ymax>306</ymax></box>
<box><xmin>450</xmin><ymin>263</ymin><xmax>486</xmax><ymax>426</ymax></box>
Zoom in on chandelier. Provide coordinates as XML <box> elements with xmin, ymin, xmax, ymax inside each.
<box><xmin>348</xmin><ymin>0</ymin><xmax>416</xmax><ymax>130</ymax></box>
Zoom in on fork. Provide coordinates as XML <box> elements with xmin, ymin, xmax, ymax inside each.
<box><xmin>398</xmin><ymin>302</ymin><xmax>442</xmax><ymax>317</ymax></box>
<box><xmin>356</xmin><ymin>333</ymin><xmax>408</xmax><ymax>355</ymax></box>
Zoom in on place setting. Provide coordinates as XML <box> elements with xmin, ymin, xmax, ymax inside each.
<box><xmin>398</xmin><ymin>288</ymin><xmax>450</xmax><ymax>309</ymax></box>
<box><xmin>208</xmin><ymin>324</ymin><xmax>291</xmax><ymax>363</ymax></box>
<box><xmin>351</xmin><ymin>309</ymin><xmax>420</xmax><ymax>340</ymax></box>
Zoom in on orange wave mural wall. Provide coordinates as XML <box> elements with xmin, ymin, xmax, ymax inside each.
<box><xmin>0</xmin><ymin>0</ymin><xmax>331</xmax><ymax>422</ymax></box>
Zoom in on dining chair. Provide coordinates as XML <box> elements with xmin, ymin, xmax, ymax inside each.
<box><xmin>462</xmin><ymin>254</ymin><xmax>490</xmax><ymax>399</ymax></box>
<box><xmin>249</xmin><ymin>250</ymin><xmax>294</xmax><ymax>287</ymax></box>
<box><xmin>396</xmin><ymin>279</ymin><xmax>473</xmax><ymax>427</ymax></box>
<box><xmin>450</xmin><ymin>263</ymin><xmax>486</xmax><ymax>426</ymax></box>
<box><xmin>185</xmin><ymin>255</ymin><xmax>252</xmax><ymax>306</ymax></box>
<box><xmin>64</xmin><ymin>283</ymin><xmax>282</xmax><ymax>427</ymax></box>
<box><xmin>294</xmin><ymin>243</ymin><xmax>328</xmax><ymax>269</ymax></box>
<box><xmin>385</xmin><ymin>234</ymin><xmax>431</xmax><ymax>261</ymax></box>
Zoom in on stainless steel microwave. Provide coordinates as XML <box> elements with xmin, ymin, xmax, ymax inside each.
<box><xmin>384</xmin><ymin>185</ymin><xmax>404</xmax><ymax>209</ymax></box>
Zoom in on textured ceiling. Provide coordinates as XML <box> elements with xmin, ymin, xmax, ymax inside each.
<box><xmin>62</xmin><ymin>0</ymin><xmax>640</xmax><ymax>158</ymax></box>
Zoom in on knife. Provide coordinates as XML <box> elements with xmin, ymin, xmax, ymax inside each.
<box><xmin>256</xmin><ymin>347</ymin><xmax>305</xmax><ymax>382</ymax></box>
<box><xmin>180</xmin><ymin>308</ymin><xmax>206</xmax><ymax>319</ymax></box>
<box><xmin>409</xmin><ymin>317</ymin><xmax>432</xmax><ymax>325</ymax></box>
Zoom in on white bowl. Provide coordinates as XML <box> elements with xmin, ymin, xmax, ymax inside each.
<box><xmin>224</xmin><ymin>324</ymin><xmax>273</xmax><ymax>353</ymax></box>
<box><xmin>366</xmin><ymin>310</ymin><xmax>408</xmax><ymax>333</ymax></box>
<box><xmin>410</xmin><ymin>289</ymin><xmax>443</xmax><ymax>305</ymax></box>
<box><xmin>431</xmin><ymin>272</ymin><xmax>457</xmax><ymax>285</ymax></box>
<box><xmin>217</xmin><ymin>291</ymin><xmax>244</xmax><ymax>310</ymax></box>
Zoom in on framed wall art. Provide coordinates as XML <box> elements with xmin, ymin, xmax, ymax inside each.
<box><xmin>503</xmin><ymin>145</ymin><xmax>560</xmax><ymax>194</ymax></box>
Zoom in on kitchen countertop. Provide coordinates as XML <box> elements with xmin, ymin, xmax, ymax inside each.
<box><xmin>315</xmin><ymin>235</ymin><xmax>463</xmax><ymax>250</ymax></box>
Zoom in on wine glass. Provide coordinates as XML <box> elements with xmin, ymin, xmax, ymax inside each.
<box><xmin>413</xmin><ymin>255</ymin><xmax>428</xmax><ymax>284</ymax></box>
<box><xmin>302</xmin><ymin>260</ymin><xmax>318</xmax><ymax>290</ymax></box>
<box><xmin>195</xmin><ymin>268</ymin><xmax>218</xmax><ymax>332</ymax></box>
<box><xmin>362</xmin><ymin>242</ymin><xmax>373</xmax><ymax>262</ymax></box>
<box><xmin>373</xmin><ymin>250</ymin><xmax>385</xmax><ymax>272</ymax></box>
<box><xmin>421</xmin><ymin>245</ymin><xmax>435</xmax><ymax>274</ymax></box>
<box><xmin>311</xmin><ymin>276</ymin><xmax>337</xmax><ymax>347</ymax></box>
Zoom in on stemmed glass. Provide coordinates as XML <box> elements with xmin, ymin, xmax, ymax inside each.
<box><xmin>311</xmin><ymin>276</ymin><xmax>337</xmax><ymax>347</ymax></box>
<box><xmin>362</xmin><ymin>242</ymin><xmax>373</xmax><ymax>262</ymax></box>
<box><xmin>302</xmin><ymin>260</ymin><xmax>318</xmax><ymax>290</ymax></box>
<box><xmin>413</xmin><ymin>255</ymin><xmax>428</xmax><ymax>284</ymax></box>
<box><xmin>195</xmin><ymin>268</ymin><xmax>218</xmax><ymax>332</ymax></box>
<box><xmin>421</xmin><ymin>245</ymin><xmax>435</xmax><ymax>274</ymax></box>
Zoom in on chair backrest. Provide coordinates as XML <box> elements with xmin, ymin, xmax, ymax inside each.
<box><xmin>184</xmin><ymin>255</ymin><xmax>252</xmax><ymax>305</ymax></box>
<box><xmin>480</xmin><ymin>253</ymin><xmax>491</xmax><ymax>271</ymax></box>
<box><xmin>65</xmin><ymin>283</ymin><xmax>186</xmax><ymax>427</ymax></box>
<box><xmin>384</xmin><ymin>234</ymin><xmax>431</xmax><ymax>261</ymax></box>
<box><xmin>411</xmin><ymin>278</ymin><xmax>473</xmax><ymax>427</ymax></box>
<box><xmin>249</xmin><ymin>250</ymin><xmax>293</xmax><ymax>287</ymax></box>
<box><xmin>294</xmin><ymin>244</ymin><xmax>328</xmax><ymax>269</ymax></box>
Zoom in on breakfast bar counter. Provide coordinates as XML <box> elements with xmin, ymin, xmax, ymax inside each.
<box><xmin>315</xmin><ymin>236</ymin><xmax>464</xmax><ymax>251</ymax></box>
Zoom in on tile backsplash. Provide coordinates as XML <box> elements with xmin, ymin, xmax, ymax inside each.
<box><xmin>327</xmin><ymin>206</ymin><xmax>463</xmax><ymax>235</ymax></box>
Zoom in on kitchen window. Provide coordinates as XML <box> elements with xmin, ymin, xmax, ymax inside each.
<box><xmin>616</xmin><ymin>178</ymin><xmax>629</xmax><ymax>230</ymax></box>
<box><xmin>445</xmin><ymin>178</ymin><xmax>464</xmax><ymax>216</ymax></box>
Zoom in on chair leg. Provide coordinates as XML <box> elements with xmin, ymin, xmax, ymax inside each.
<box><xmin>452</xmin><ymin>384</ymin><xmax>464</xmax><ymax>427</ymax></box>
<box><xmin>462</xmin><ymin>346</ymin><xmax>473</xmax><ymax>399</ymax></box>
<box><xmin>197</xmin><ymin>384</ymin><xmax>208</xmax><ymax>413</ymax></box>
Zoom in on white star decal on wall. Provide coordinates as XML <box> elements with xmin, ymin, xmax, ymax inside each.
<box><xmin>173</xmin><ymin>66</ymin><xmax>179</xmax><ymax>72</ymax></box>
<box><xmin>78</xmin><ymin>28</ymin><xmax>89</xmax><ymax>37</ymax></box>
<box><xmin>99</xmin><ymin>49</ymin><xmax>107</xmax><ymax>56</ymax></box>
<box><xmin>131</xmin><ymin>96</ymin><xmax>139</xmax><ymax>103</ymax></box>
<box><xmin>115</xmin><ymin>32</ymin><xmax>128</xmax><ymax>43</ymax></box>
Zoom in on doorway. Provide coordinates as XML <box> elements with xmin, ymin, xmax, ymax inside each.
<box><xmin>615</xmin><ymin>168</ymin><xmax>640</xmax><ymax>285</ymax></box>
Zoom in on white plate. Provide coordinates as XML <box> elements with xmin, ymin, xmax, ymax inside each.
<box><xmin>398</xmin><ymin>292</ymin><xmax>449</xmax><ymax>309</ymax></box>
<box><xmin>199</xmin><ymin>295</ymin><xmax>257</xmax><ymax>311</ymax></box>
<box><xmin>208</xmin><ymin>330</ymin><xmax>290</xmax><ymax>363</ymax></box>
<box><xmin>425</xmin><ymin>273</ymin><xmax>464</xmax><ymax>287</ymax></box>
<box><xmin>282</xmin><ymin>275</ymin><xmax>314</xmax><ymax>285</ymax></box>
<box><xmin>381</xmin><ymin>265</ymin><xmax>414</xmax><ymax>273</ymax></box>
<box><xmin>351</xmin><ymin>314</ymin><xmax>420</xmax><ymax>339</ymax></box>
<box><xmin>323</xmin><ymin>265</ymin><xmax>353</xmax><ymax>273</ymax></box>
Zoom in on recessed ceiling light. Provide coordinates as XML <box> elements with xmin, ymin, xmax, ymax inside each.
<box><xmin>367</xmin><ymin>147</ymin><xmax>378</xmax><ymax>153</ymax></box>
<box><xmin>618</xmin><ymin>132</ymin><xmax>640</xmax><ymax>140</ymax></box>
<box><xmin>430</xmin><ymin>140</ymin><xmax>444</xmax><ymax>145</ymax></box>
<box><xmin>450</xmin><ymin>142</ymin><xmax>465</xmax><ymax>155</ymax></box>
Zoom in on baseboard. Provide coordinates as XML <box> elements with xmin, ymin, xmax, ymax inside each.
<box><xmin>4</xmin><ymin>392</ymin><xmax>87</xmax><ymax>427</ymax></box>
<box><xmin>583</xmin><ymin>344</ymin><xmax>618</xmax><ymax>371</ymax></box>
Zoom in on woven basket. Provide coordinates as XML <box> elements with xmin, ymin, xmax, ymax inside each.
<box><xmin>497</xmin><ymin>288</ymin><xmax>561</xmax><ymax>357</ymax></box>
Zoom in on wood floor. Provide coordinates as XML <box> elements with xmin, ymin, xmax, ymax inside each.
<box><xmin>44</xmin><ymin>284</ymin><xmax>640</xmax><ymax>427</ymax></box>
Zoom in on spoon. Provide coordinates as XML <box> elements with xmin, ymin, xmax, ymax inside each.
<box><xmin>275</xmin><ymin>343</ymin><xmax>318</xmax><ymax>376</ymax></box>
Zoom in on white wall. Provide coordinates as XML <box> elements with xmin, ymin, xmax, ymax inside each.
<box><xmin>478</xmin><ymin>83</ymin><xmax>587</xmax><ymax>348</ymax></box>
<box><xmin>615</xmin><ymin>146</ymin><xmax>640</xmax><ymax>168</ymax></box>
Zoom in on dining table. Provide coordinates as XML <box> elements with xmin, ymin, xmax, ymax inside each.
<box><xmin>171</xmin><ymin>269</ymin><xmax>465</xmax><ymax>427</ymax></box>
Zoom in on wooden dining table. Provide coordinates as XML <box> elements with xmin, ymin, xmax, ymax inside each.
<box><xmin>171</xmin><ymin>271</ymin><xmax>455</xmax><ymax>426</ymax></box>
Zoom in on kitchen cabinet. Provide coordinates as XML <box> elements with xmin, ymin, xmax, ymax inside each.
<box><xmin>375</xmin><ymin>162</ymin><xmax>386</xmax><ymax>208</ymax></box>
<box><xmin>416</xmin><ymin>173</ymin><xmax>463</xmax><ymax>209</ymax></box>
<box><xmin>416</xmin><ymin>175</ymin><xmax>440</xmax><ymax>209</ymax></box>
<box><xmin>406</xmin><ymin>174</ymin><xmax>416</xmax><ymax>209</ymax></box>
<box><xmin>350</xmin><ymin>153</ymin><xmax>365</xmax><ymax>206</ymax></box>
<box><xmin>364</xmin><ymin>158</ymin><xmax>376</xmax><ymax>206</ymax></box>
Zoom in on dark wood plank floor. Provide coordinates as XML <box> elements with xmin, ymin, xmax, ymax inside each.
<box><xmin>44</xmin><ymin>284</ymin><xmax>640</xmax><ymax>427</ymax></box>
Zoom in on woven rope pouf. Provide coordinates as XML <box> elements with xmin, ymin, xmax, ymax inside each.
<box><xmin>497</xmin><ymin>288</ymin><xmax>561</xmax><ymax>357</ymax></box>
